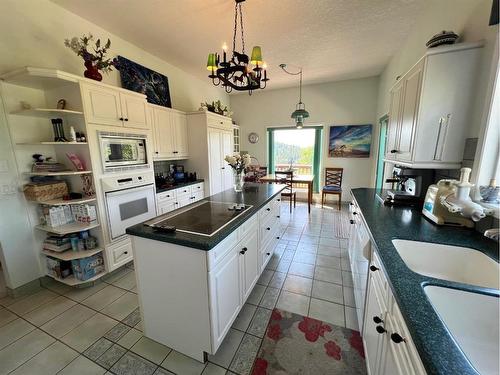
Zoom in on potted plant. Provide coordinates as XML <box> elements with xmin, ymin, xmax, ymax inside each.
<box><xmin>225</xmin><ymin>153</ymin><xmax>252</xmax><ymax>192</ymax></box>
<box><xmin>65</xmin><ymin>33</ymin><xmax>115</xmax><ymax>81</ymax></box>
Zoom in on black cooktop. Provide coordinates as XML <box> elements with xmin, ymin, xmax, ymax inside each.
<box><xmin>148</xmin><ymin>201</ymin><xmax>252</xmax><ymax>236</ymax></box>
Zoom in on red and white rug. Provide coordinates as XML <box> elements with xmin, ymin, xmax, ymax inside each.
<box><xmin>252</xmin><ymin>309</ymin><xmax>366</xmax><ymax>375</ymax></box>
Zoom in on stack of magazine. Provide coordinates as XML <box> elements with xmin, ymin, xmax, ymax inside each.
<box><xmin>43</xmin><ymin>235</ymin><xmax>71</xmax><ymax>252</ymax></box>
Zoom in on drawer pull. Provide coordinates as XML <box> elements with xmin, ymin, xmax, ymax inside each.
<box><xmin>349</xmin><ymin>202</ymin><xmax>354</xmax><ymax>206</ymax></box>
<box><xmin>119</xmin><ymin>117</ymin><xmax>124</xmax><ymax>121</ymax></box>
<box><xmin>350</xmin><ymin>219</ymin><xmax>355</xmax><ymax>225</ymax></box>
<box><xmin>373</xmin><ymin>316</ymin><xmax>383</xmax><ymax>324</ymax></box>
<box><xmin>353</xmin><ymin>212</ymin><xmax>358</xmax><ymax>215</ymax></box>
<box><xmin>370</xmin><ymin>265</ymin><xmax>379</xmax><ymax>272</ymax></box>
<box><xmin>391</xmin><ymin>333</ymin><xmax>406</xmax><ymax>343</ymax></box>
<box><xmin>266</xmin><ymin>227</ymin><xmax>270</xmax><ymax>231</ymax></box>
<box><xmin>376</xmin><ymin>326</ymin><xmax>386</xmax><ymax>334</ymax></box>
<box><xmin>276</xmin><ymin>236</ymin><xmax>280</xmax><ymax>239</ymax></box>
<box><xmin>277</xmin><ymin>215</ymin><xmax>280</xmax><ymax>218</ymax></box>
<box><xmin>240</xmin><ymin>248</ymin><xmax>247</xmax><ymax>255</ymax></box>
<box><xmin>277</xmin><ymin>199</ymin><xmax>281</xmax><ymax>202</ymax></box>
<box><xmin>266</xmin><ymin>208</ymin><xmax>271</xmax><ymax>211</ymax></box>
<box><xmin>266</xmin><ymin>252</ymin><xmax>271</xmax><ymax>256</ymax></box>
<box><xmin>390</xmin><ymin>149</ymin><xmax>398</xmax><ymax>154</ymax></box>
<box><xmin>124</xmin><ymin>118</ymin><xmax>129</xmax><ymax>122</ymax></box>
<box><xmin>124</xmin><ymin>251</ymin><xmax>128</xmax><ymax>255</ymax></box>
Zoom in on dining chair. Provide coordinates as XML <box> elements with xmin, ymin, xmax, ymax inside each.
<box><xmin>275</xmin><ymin>171</ymin><xmax>296</xmax><ymax>213</ymax></box>
<box><xmin>322</xmin><ymin>167</ymin><xmax>343</xmax><ymax>210</ymax></box>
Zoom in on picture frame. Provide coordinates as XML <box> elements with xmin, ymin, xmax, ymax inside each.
<box><xmin>328</xmin><ymin>124</ymin><xmax>372</xmax><ymax>158</ymax></box>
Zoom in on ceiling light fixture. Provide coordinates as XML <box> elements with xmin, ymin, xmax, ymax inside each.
<box><xmin>279</xmin><ymin>63</ymin><xmax>309</xmax><ymax>129</ymax></box>
<box><xmin>206</xmin><ymin>0</ymin><xmax>269</xmax><ymax>94</ymax></box>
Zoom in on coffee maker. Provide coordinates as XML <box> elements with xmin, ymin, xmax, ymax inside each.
<box><xmin>385</xmin><ymin>166</ymin><xmax>435</xmax><ymax>206</ymax></box>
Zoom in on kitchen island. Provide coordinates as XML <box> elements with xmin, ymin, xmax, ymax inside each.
<box><xmin>126</xmin><ymin>183</ymin><xmax>284</xmax><ymax>362</ymax></box>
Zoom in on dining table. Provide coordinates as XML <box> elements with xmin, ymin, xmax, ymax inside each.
<box><xmin>259</xmin><ymin>174</ymin><xmax>315</xmax><ymax>213</ymax></box>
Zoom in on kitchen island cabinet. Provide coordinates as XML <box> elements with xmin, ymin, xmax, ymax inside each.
<box><xmin>127</xmin><ymin>183</ymin><xmax>284</xmax><ymax>362</ymax></box>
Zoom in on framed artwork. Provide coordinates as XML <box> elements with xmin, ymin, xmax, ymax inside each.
<box><xmin>328</xmin><ymin>124</ymin><xmax>372</xmax><ymax>158</ymax></box>
<box><xmin>116</xmin><ymin>56</ymin><xmax>172</xmax><ymax>108</ymax></box>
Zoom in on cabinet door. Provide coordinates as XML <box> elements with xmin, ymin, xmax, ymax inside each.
<box><xmin>386</xmin><ymin>83</ymin><xmax>403</xmax><ymax>159</ymax></box>
<box><xmin>208</xmin><ymin>249</ymin><xmax>242</xmax><ymax>350</ymax></box>
<box><xmin>221</xmin><ymin>131</ymin><xmax>234</xmax><ymax>191</ymax></box>
<box><xmin>177</xmin><ymin>194</ymin><xmax>192</xmax><ymax>208</ymax></box>
<box><xmin>172</xmin><ymin>112</ymin><xmax>189</xmax><ymax>157</ymax></box>
<box><xmin>397</xmin><ymin>63</ymin><xmax>423</xmax><ymax>161</ymax></box>
<box><xmin>158</xmin><ymin>201</ymin><xmax>177</xmax><ymax>215</ymax></box>
<box><xmin>363</xmin><ymin>275</ymin><xmax>386</xmax><ymax>375</ymax></box>
<box><xmin>208</xmin><ymin>129</ymin><xmax>223</xmax><ymax>195</ymax></box>
<box><xmin>82</xmin><ymin>84</ymin><xmax>123</xmax><ymax>127</ymax></box>
<box><xmin>120</xmin><ymin>93</ymin><xmax>149</xmax><ymax>129</ymax></box>
<box><xmin>240</xmin><ymin>231</ymin><xmax>259</xmax><ymax>302</ymax></box>
<box><xmin>153</xmin><ymin>108</ymin><xmax>175</xmax><ymax>159</ymax></box>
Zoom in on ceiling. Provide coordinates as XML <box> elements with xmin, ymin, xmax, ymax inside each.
<box><xmin>51</xmin><ymin>0</ymin><xmax>426</xmax><ymax>91</ymax></box>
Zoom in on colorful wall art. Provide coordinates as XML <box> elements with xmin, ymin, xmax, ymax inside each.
<box><xmin>328</xmin><ymin>124</ymin><xmax>372</xmax><ymax>158</ymax></box>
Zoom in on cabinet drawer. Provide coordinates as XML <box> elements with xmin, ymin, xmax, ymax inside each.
<box><xmin>259</xmin><ymin>200</ymin><xmax>274</xmax><ymax>221</ymax></box>
<box><xmin>207</xmin><ymin>231</ymin><xmax>239</xmax><ymax>271</ymax></box>
<box><xmin>157</xmin><ymin>190</ymin><xmax>176</xmax><ymax>201</ymax></box>
<box><xmin>191</xmin><ymin>191</ymin><xmax>204</xmax><ymax>202</ymax></box>
<box><xmin>260</xmin><ymin>215</ymin><xmax>280</xmax><ymax>248</ymax></box>
<box><xmin>190</xmin><ymin>183</ymin><xmax>204</xmax><ymax>194</ymax></box>
<box><xmin>260</xmin><ymin>236</ymin><xmax>278</xmax><ymax>271</ymax></box>
<box><xmin>176</xmin><ymin>186</ymin><xmax>191</xmax><ymax>197</ymax></box>
<box><xmin>370</xmin><ymin>250</ymin><xmax>388</xmax><ymax>306</ymax></box>
<box><xmin>238</xmin><ymin>214</ymin><xmax>258</xmax><ymax>240</ymax></box>
<box><xmin>108</xmin><ymin>238</ymin><xmax>133</xmax><ymax>270</ymax></box>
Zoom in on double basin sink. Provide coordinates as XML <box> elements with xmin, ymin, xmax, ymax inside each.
<box><xmin>392</xmin><ymin>239</ymin><xmax>499</xmax><ymax>375</ymax></box>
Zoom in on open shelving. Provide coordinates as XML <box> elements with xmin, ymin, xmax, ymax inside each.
<box><xmin>27</xmin><ymin>196</ymin><xmax>96</xmax><ymax>206</ymax></box>
<box><xmin>35</xmin><ymin>222</ymin><xmax>100</xmax><ymax>235</ymax></box>
<box><xmin>46</xmin><ymin>271</ymin><xmax>105</xmax><ymax>286</ymax></box>
<box><xmin>10</xmin><ymin>108</ymin><xmax>84</xmax><ymax>118</ymax></box>
<box><xmin>41</xmin><ymin>247</ymin><xmax>103</xmax><ymax>261</ymax></box>
<box><xmin>26</xmin><ymin>170</ymin><xmax>92</xmax><ymax>176</ymax></box>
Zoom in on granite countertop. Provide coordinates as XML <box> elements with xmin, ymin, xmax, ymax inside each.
<box><xmin>127</xmin><ymin>183</ymin><xmax>285</xmax><ymax>250</ymax></box>
<box><xmin>155</xmin><ymin>179</ymin><xmax>205</xmax><ymax>194</ymax></box>
<box><xmin>351</xmin><ymin>188</ymin><xmax>499</xmax><ymax>375</ymax></box>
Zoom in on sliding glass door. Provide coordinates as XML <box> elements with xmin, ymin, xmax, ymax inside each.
<box><xmin>267</xmin><ymin>126</ymin><xmax>322</xmax><ymax>192</ymax></box>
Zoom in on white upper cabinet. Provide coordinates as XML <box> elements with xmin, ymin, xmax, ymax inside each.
<box><xmin>81</xmin><ymin>82</ymin><xmax>148</xmax><ymax>129</ymax></box>
<box><xmin>385</xmin><ymin>42</ymin><xmax>482</xmax><ymax>169</ymax></box>
<box><xmin>150</xmin><ymin>105</ymin><xmax>189</xmax><ymax>160</ymax></box>
<box><xmin>120</xmin><ymin>92</ymin><xmax>149</xmax><ymax>129</ymax></box>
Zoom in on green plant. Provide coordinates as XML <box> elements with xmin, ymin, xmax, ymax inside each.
<box><xmin>64</xmin><ymin>33</ymin><xmax>115</xmax><ymax>73</ymax></box>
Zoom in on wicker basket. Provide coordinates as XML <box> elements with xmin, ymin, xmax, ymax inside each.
<box><xmin>23</xmin><ymin>181</ymin><xmax>68</xmax><ymax>202</ymax></box>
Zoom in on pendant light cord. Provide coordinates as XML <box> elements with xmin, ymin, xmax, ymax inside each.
<box><xmin>280</xmin><ymin>65</ymin><xmax>303</xmax><ymax>104</ymax></box>
<box><xmin>232</xmin><ymin>2</ymin><xmax>245</xmax><ymax>54</ymax></box>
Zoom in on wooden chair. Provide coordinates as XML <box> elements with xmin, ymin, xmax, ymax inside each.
<box><xmin>275</xmin><ymin>171</ymin><xmax>296</xmax><ymax>213</ymax></box>
<box><xmin>322</xmin><ymin>167</ymin><xmax>343</xmax><ymax>210</ymax></box>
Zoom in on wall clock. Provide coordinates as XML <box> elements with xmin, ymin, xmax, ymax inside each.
<box><xmin>248</xmin><ymin>132</ymin><xmax>259</xmax><ymax>144</ymax></box>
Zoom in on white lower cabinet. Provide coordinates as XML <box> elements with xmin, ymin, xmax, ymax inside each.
<box><xmin>156</xmin><ymin>182</ymin><xmax>205</xmax><ymax>215</ymax></box>
<box><xmin>363</xmin><ymin>251</ymin><xmax>426</xmax><ymax>375</ymax></box>
<box><xmin>240</xmin><ymin>231</ymin><xmax>259</xmax><ymax>301</ymax></box>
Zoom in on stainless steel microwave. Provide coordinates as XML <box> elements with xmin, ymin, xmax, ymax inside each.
<box><xmin>99</xmin><ymin>131</ymin><xmax>148</xmax><ymax>172</ymax></box>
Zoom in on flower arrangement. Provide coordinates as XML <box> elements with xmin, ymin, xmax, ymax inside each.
<box><xmin>224</xmin><ymin>153</ymin><xmax>252</xmax><ymax>173</ymax></box>
<box><xmin>64</xmin><ymin>33</ymin><xmax>115</xmax><ymax>81</ymax></box>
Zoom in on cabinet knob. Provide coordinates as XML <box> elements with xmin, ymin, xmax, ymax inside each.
<box><xmin>390</xmin><ymin>149</ymin><xmax>398</xmax><ymax>154</ymax></box>
<box><xmin>277</xmin><ymin>215</ymin><xmax>280</xmax><ymax>218</ymax></box>
<box><xmin>240</xmin><ymin>250</ymin><xmax>246</xmax><ymax>255</ymax></box>
<box><xmin>119</xmin><ymin>117</ymin><xmax>124</xmax><ymax>121</ymax></box>
<box><xmin>391</xmin><ymin>333</ymin><xmax>405</xmax><ymax>343</ymax></box>
<box><xmin>353</xmin><ymin>212</ymin><xmax>358</xmax><ymax>215</ymax></box>
<box><xmin>276</xmin><ymin>236</ymin><xmax>280</xmax><ymax>239</ymax></box>
<box><xmin>124</xmin><ymin>251</ymin><xmax>128</xmax><ymax>255</ymax></box>
<box><xmin>221</xmin><ymin>167</ymin><xmax>225</xmax><ymax>170</ymax></box>
<box><xmin>266</xmin><ymin>227</ymin><xmax>271</xmax><ymax>230</ymax></box>
<box><xmin>266</xmin><ymin>208</ymin><xmax>271</xmax><ymax>211</ymax></box>
<box><xmin>155</xmin><ymin>151</ymin><xmax>159</xmax><ymax>154</ymax></box>
<box><xmin>277</xmin><ymin>199</ymin><xmax>281</xmax><ymax>202</ymax></box>
<box><xmin>373</xmin><ymin>316</ymin><xmax>383</xmax><ymax>324</ymax></box>
<box><xmin>266</xmin><ymin>252</ymin><xmax>271</xmax><ymax>256</ymax></box>
<box><xmin>124</xmin><ymin>118</ymin><xmax>129</xmax><ymax>122</ymax></box>
<box><xmin>376</xmin><ymin>326</ymin><xmax>386</xmax><ymax>334</ymax></box>
<box><xmin>370</xmin><ymin>265</ymin><xmax>379</xmax><ymax>272</ymax></box>
<box><xmin>350</xmin><ymin>219</ymin><xmax>355</xmax><ymax>225</ymax></box>
<box><xmin>349</xmin><ymin>202</ymin><xmax>354</xmax><ymax>206</ymax></box>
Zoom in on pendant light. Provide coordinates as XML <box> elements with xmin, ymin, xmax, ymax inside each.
<box><xmin>279</xmin><ymin>64</ymin><xmax>309</xmax><ymax>128</ymax></box>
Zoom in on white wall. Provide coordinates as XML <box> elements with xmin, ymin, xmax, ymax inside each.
<box><xmin>230</xmin><ymin>77</ymin><xmax>380</xmax><ymax>197</ymax></box>
<box><xmin>0</xmin><ymin>0</ymin><xmax>228</xmax><ymax>289</ymax></box>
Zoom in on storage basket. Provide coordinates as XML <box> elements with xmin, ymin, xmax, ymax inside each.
<box><xmin>23</xmin><ymin>181</ymin><xmax>68</xmax><ymax>202</ymax></box>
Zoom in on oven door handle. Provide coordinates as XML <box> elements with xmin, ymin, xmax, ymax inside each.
<box><xmin>105</xmin><ymin>183</ymin><xmax>155</xmax><ymax>198</ymax></box>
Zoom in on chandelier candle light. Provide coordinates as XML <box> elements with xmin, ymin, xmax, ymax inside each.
<box><xmin>207</xmin><ymin>0</ymin><xmax>269</xmax><ymax>94</ymax></box>
<box><xmin>279</xmin><ymin>64</ymin><xmax>310</xmax><ymax>128</ymax></box>
<box><xmin>225</xmin><ymin>153</ymin><xmax>252</xmax><ymax>192</ymax></box>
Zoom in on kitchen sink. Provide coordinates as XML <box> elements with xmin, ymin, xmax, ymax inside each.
<box><xmin>392</xmin><ymin>239</ymin><xmax>499</xmax><ymax>289</ymax></box>
<box><xmin>425</xmin><ymin>286</ymin><xmax>499</xmax><ymax>375</ymax></box>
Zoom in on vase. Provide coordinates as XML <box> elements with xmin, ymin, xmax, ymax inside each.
<box><xmin>233</xmin><ymin>171</ymin><xmax>244</xmax><ymax>192</ymax></box>
<box><xmin>83</xmin><ymin>60</ymin><xmax>103</xmax><ymax>81</ymax></box>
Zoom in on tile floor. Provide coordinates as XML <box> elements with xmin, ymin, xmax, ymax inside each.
<box><xmin>0</xmin><ymin>201</ymin><xmax>355</xmax><ymax>375</ymax></box>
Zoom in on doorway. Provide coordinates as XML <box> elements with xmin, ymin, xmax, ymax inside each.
<box><xmin>375</xmin><ymin>115</ymin><xmax>389</xmax><ymax>190</ymax></box>
<box><xmin>267</xmin><ymin>127</ymin><xmax>322</xmax><ymax>192</ymax></box>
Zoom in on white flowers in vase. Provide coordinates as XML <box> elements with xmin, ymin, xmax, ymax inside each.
<box><xmin>224</xmin><ymin>153</ymin><xmax>252</xmax><ymax>174</ymax></box>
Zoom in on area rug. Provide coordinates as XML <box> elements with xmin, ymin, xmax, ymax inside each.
<box><xmin>251</xmin><ymin>309</ymin><xmax>366</xmax><ymax>375</ymax></box>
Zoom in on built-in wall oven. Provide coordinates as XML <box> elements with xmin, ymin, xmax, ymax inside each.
<box><xmin>102</xmin><ymin>172</ymin><xmax>156</xmax><ymax>240</ymax></box>
<box><xmin>99</xmin><ymin>131</ymin><xmax>149</xmax><ymax>172</ymax></box>
<box><xmin>348</xmin><ymin>200</ymin><xmax>371</xmax><ymax>334</ymax></box>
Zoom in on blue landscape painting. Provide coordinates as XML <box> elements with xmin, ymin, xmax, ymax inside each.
<box><xmin>116</xmin><ymin>56</ymin><xmax>172</xmax><ymax>108</ymax></box>
<box><xmin>329</xmin><ymin>124</ymin><xmax>372</xmax><ymax>158</ymax></box>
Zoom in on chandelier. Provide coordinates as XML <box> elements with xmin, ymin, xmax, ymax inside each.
<box><xmin>206</xmin><ymin>0</ymin><xmax>268</xmax><ymax>94</ymax></box>
<box><xmin>279</xmin><ymin>64</ymin><xmax>309</xmax><ymax>128</ymax></box>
